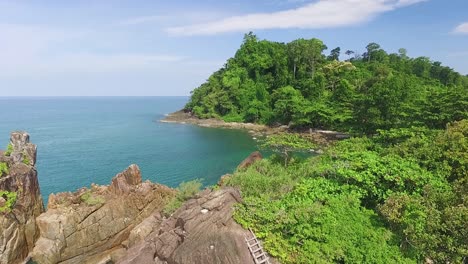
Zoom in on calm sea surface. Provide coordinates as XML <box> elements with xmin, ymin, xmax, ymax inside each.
<box><xmin>0</xmin><ymin>97</ymin><xmax>257</xmax><ymax>202</ymax></box>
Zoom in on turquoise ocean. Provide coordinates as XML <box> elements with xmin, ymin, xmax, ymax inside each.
<box><xmin>0</xmin><ymin>97</ymin><xmax>257</xmax><ymax>203</ymax></box>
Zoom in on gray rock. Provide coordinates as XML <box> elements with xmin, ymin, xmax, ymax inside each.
<box><xmin>116</xmin><ymin>188</ymin><xmax>256</xmax><ymax>264</ymax></box>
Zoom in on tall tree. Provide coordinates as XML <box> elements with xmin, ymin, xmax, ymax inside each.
<box><xmin>365</xmin><ymin>42</ymin><xmax>381</xmax><ymax>62</ymax></box>
<box><xmin>327</xmin><ymin>47</ymin><xmax>341</xmax><ymax>61</ymax></box>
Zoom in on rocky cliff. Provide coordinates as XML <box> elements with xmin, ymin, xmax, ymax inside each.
<box><xmin>31</xmin><ymin>164</ymin><xmax>176</xmax><ymax>264</ymax></box>
<box><xmin>0</xmin><ymin>132</ymin><xmax>45</xmax><ymax>264</ymax></box>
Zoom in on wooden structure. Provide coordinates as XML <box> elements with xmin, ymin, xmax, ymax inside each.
<box><xmin>245</xmin><ymin>228</ymin><xmax>271</xmax><ymax>264</ymax></box>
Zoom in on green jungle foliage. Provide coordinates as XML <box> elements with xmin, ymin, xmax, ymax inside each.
<box><xmin>226</xmin><ymin>120</ymin><xmax>467</xmax><ymax>263</ymax></box>
<box><xmin>0</xmin><ymin>162</ymin><xmax>8</xmax><ymax>177</ymax></box>
<box><xmin>261</xmin><ymin>133</ymin><xmax>316</xmax><ymax>166</ymax></box>
<box><xmin>186</xmin><ymin>33</ymin><xmax>468</xmax><ymax>133</ymax></box>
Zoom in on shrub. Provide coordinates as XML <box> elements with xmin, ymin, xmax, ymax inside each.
<box><xmin>4</xmin><ymin>143</ymin><xmax>13</xmax><ymax>156</ymax></box>
<box><xmin>222</xmin><ymin>112</ymin><xmax>244</xmax><ymax>123</ymax></box>
<box><xmin>22</xmin><ymin>152</ymin><xmax>31</xmax><ymax>165</ymax></box>
<box><xmin>163</xmin><ymin>179</ymin><xmax>202</xmax><ymax>216</ymax></box>
<box><xmin>0</xmin><ymin>191</ymin><xmax>17</xmax><ymax>213</ymax></box>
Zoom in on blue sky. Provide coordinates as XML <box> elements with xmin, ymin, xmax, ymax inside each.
<box><xmin>0</xmin><ymin>0</ymin><xmax>467</xmax><ymax>96</ymax></box>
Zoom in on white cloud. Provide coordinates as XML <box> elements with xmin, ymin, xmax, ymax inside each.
<box><xmin>166</xmin><ymin>0</ymin><xmax>427</xmax><ymax>36</ymax></box>
<box><xmin>453</xmin><ymin>22</ymin><xmax>468</xmax><ymax>34</ymax></box>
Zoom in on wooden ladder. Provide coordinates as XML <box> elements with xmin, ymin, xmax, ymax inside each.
<box><xmin>245</xmin><ymin>228</ymin><xmax>271</xmax><ymax>264</ymax></box>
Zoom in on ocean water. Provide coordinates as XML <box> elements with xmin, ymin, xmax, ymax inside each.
<box><xmin>0</xmin><ymin>97</ymin><xmax>257</xmax><ymax>202</ymax></box>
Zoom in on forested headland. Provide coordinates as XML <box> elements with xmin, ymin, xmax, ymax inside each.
<box><xmin>186</xmin><ymin>33</ymin><xmax>467</xmax><ymax>134</ymax></box>
<box><xmin>185</xmin><ymin>34</ymin><xmax>468</xmax><ymax>263</ymax></box>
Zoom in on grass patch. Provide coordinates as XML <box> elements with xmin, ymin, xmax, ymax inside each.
<box><xmin>163</xmin><ymin>179</ymin><xmax>203</xmax><ymax>216</ymax></box>
<box><xmin>80</xmin><ymin>190</ymin><xmax>105</xmax><ymax>206</ymax></box>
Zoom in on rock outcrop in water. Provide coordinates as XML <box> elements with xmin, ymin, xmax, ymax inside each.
<box><xmin>0</xmin><ymin>132</ymin><xmax>44</xmax><ymax>264</ymax></box>
<box><xmin>31</xmin><ymin>164</ymin><xmax>176</xmax><ymax>264</ymax></box>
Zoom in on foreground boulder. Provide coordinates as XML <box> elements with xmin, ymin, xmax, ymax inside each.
<box><xmin>0</xmin><ymin>132</ymin><xmax>45</xmax><ymax>264</ymax></box>
<box><xmin>31</xmin><ymin>164</ymin><xmax>176</xmax><ymax>264</ymax></box>
<box><xmin>116</xmin><ymin>188</ymin><xmax>256</xmax><ymax>264</ymax></box>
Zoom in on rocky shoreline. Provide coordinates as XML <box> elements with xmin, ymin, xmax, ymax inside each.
<box><xmin>160</xmin><ymin>110</ymin><xmax>286</xmax><ymax>137</ymax></box>
<box><xmin>161</xmin><ymin>110</ymin><xmax>350</xmax><ymax>145</ymax></box>
<box><xmin>0</xmin><ymin>132</ymin><xmax>272</xmax><ymax>264</ymax></box>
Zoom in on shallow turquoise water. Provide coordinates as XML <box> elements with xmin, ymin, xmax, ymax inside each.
<box><xmin>0</xmin><ymin>97</ymin><xmax>258</xmax><ymax>202</ymax></box>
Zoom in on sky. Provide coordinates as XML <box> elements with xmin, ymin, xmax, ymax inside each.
<box><xmin>0</xmin><ymin>0</ymin><xmax>467</xmax><ymax>96</ymax></box>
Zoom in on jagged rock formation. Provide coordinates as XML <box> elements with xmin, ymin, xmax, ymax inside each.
<box><xmin>31</xmin><ymin>165</ymin><xmax>176</xmax><ymax>264</ymax></box>
<box><xmin>0</xmin><ymin>132</ymin><xmax>45</xmax><ymax>264</ymax></box>
<box><xmin>237</xmin><ymin>151</ymin><xmax>263</xmax><ymax>170</ymax></box>
<box><xmin>116</xmin><ymin>188</ymin><xmax>255</xmax><ymax>264</ymax></box>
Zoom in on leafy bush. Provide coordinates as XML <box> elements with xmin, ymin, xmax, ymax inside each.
<box><xmin>0</xmin><ymin>191</ymin><xmax>17</xmax><ymax>213</ymax></box>
<box><xmin>222</xmin><ymin>112</ymin><xmax>244</xmax><ymax>123</ymax></box>
<box><xmin>163</xmin><ymin>179</ymin><xmax>203</xmax><ymax>216</ymax></box>
<box><xmin>0</xmin><ymin>162</ymin><xmax>8</xmax><ymax>177</ymax></box>
<box><xmin>260</xmin><ymin>133</ymin><xmax>316</xmax><ymax>166</ymax></box>
<box><xmin>4</xmin><ymin>143</ymin><xmax>13</xmax><ymax>156</ymax></box>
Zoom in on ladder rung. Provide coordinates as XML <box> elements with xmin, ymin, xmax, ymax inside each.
<box><xmin>249</xmin><ymin>246</ymin><xmax>260</xmax><ymax>252</ymax></box>
<box><xmin>248</xmin><ymin>242</ymin><xmax>259</xmax><ymax>247</ymax></box>
<box><xmin>252</xmin><ymin>247</ymin><xmax>262</xmax><ymax>253</ymax></box>
<box><xmin>257</xmin><ymin>258</ymin><xmax>269</xmax><ymax>264</ymax></box>
<box><xmin>255</xmin><ymin>252</ymin><xmax>266</xmax><ymax>258</ymax></box>
<box><xmin>246</xmin><ymin>237</ymin><xmax>257</xmax><ymax>242</ymax></box>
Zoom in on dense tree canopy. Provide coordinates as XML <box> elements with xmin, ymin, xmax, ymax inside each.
<box><xmin>186</xmin><ymin>33</ymin><xmax>468</xmax><ymax>134</ymax></box>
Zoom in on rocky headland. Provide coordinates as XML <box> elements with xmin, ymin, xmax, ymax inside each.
<box><xmin>0</xmin><ymin>132</ymin><xmax>270</xmax><ymax>264</ymax></box>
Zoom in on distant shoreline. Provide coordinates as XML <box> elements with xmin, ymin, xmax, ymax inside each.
<box><xmin>160</xmin><ymin>110</ymin><xmax>286</xmax><ymax>136</ymax></box>
<box><xmin>160</xmin><ymin>110</ymin><xmax>349</xmax><ymax>144</ymax></box>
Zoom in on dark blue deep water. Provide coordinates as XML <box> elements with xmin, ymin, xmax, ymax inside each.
<box><xmin>0</xmin><ymin>97</ymin><xmax>257</xmax><ymax>202</ymax></box>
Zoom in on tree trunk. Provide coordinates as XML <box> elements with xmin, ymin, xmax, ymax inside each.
<box><xmin>293</xmin><ymin>63</ymin><xmax>297</xmax><ymax>80</ymax></box>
